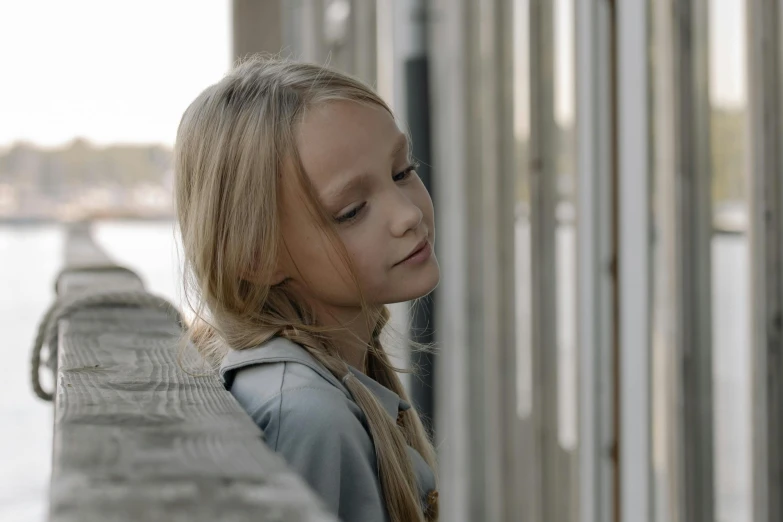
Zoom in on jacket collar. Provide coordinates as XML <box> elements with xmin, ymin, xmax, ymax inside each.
<box><xmin>347</xmin><ymin>366</ymin><xmax>411</xmax><ymax>417</ymax></box>
<box><xmin>219</xmin><ymin>336</ymin><xmax>410</xmax><ymax>419</ymax></box>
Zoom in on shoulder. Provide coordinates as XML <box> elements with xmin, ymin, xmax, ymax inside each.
<box><xmin>229</xmin><ymin>359</ymin><xmax>369</xmax><ymax>440</ymax></box>
<box><xmin>236</xmin><ymin>364</ymin><xmax>376</xmax><ymax>482</ymax></box>
<box><xmin>243</xmin><ymin>369</ymin><xmax>375</xmax><ymax>470</ymax></box>
<box><xmin>223</xmin><ymin>336</ymin><xmax>350</xmax><ymax>414</ymax></box>
<box><xmin>261</xmin><ymin>378</ymin><xmax>384</xmax><ymax>521</ymax></box>
<box><xmin>275</xmin><ymin>384</ymin><xmax>373</xmax><ymax>454</ymax></box>
<box><xmin>229</xmin><ymin>359</ymin><xmax>349</xmax><ymax>418</ymax></box>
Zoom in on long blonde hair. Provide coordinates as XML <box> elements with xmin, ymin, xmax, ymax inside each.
<box><xmin>174</xmin><ymin>56</ymin><xmax>437</xmax><ymax>522</ymax></box>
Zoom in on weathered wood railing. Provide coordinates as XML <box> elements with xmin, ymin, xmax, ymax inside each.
<box><xmin>45</xmin><ymin>223</ymin><xmax>336</xmax><ymax>521</ymax></box>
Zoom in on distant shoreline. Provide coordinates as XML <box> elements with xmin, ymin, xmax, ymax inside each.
<box><xmin>0</xmin><ymin>215</ymin><xmax>175</xmax><ymax>226</ymax></box>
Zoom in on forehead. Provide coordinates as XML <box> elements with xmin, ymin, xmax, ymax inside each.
<box><xmin>295</xmin><ymin>100</ymin><xmax>403</xmax><ymax>191</ymax></box>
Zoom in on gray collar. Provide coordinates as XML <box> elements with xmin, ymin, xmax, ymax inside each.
<box><xmin>347</xmin><ymin>366</ymin><xmax>411</xmax><ymax>417</ymax></box>
<box><xmin>219</xmin><ymin>336</ymin><xmax>411</xmax><ymax>419</ymax></box>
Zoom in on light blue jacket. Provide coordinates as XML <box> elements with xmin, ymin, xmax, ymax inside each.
<box><xmin>219</xmin><ymin>337</ymin><xmax>437</xmax><ymax>522</ymax></box>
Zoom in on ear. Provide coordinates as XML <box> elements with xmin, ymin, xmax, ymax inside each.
<box><xmin>270</xmin><ymin>269</ymin><xmax>287</xmax><ymax>286</ymax></box>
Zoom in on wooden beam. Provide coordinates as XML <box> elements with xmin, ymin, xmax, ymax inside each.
<box><xmin>57</xmin><ymin>224</ymin><xmax>142</xmax><ymax>296</ymax></box>
<box><xmin>49</xmin><ymin>227</ymin><xmax>336</xmax><ymax>521</ymax></box>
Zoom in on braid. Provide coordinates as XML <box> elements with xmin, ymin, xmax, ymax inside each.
<box><xmin>190</xmin><ymin>285</ymin><xmax>437</xmax><ymax>521</ymax></box>
<box><xmin>276</xmin><ymin>317</ymin><xmax>430</xmax><ymax>522</ymax></box>
<box><xmin>189</xmin><ymin>304</ymin><xmax>437</xmax><ymax>521</ymax></box>
<box><xmin>367</xmin><ymin>308</ymin><xmax>439</xmax><ymax>521</ymax></box>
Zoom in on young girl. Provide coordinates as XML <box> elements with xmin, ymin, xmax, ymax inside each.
<box><xmin>174</xmin><ymin>57</ymin><xmax>440</xmax><ymax>522</ymax></box>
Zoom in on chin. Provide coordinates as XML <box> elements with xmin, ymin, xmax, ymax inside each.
<box><xmin>384</xmin><ymin>261</ymin><xmax>440</xmax><ymax>304</ymax></box>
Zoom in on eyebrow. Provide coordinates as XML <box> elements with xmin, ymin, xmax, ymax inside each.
<box><xmin>389</xmin><ymin>133</ymin><xmax>409</xmax><ymax>161</ymax></box>
<box><xmin>320</xmin><ymin>134</ymin><xmax>409</xmax><ymax>206</ymax></box>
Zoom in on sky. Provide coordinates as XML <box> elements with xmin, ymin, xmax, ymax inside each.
<box><xmin>709</xmin><ymin>0</ymin><xmax>746</xmax><ymax>108</ymax></box>
<box><xmin>0</xmin><ymin>0</ymin><xmax>746</xmax><ymax>149</ymax></box>
<box><xmin>0</xmin><ymin>0</ymin><xmax>230</xmax><ymax>148</ymax></box>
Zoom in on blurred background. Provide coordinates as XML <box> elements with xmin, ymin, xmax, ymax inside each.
<box><xmin>1</xmin><ymin>1</ymin><xmax>780</xmax><ymax>522</ymax></box>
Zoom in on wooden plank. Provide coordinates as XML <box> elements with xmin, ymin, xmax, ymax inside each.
<box><xmin>51</xmin><ymin>306</ymin><xmax>336</xmax><ymax>521</ymax></box>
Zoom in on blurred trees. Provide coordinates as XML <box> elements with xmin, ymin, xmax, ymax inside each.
<box><xmin>0</xmin><ymin>138</ymin><xmax>171</xmax><ymax>189</ymax></box>
<box><xmin>0</xmin><ymin>139</ymin><xmax>172</xmax><ymax>220</ymax></box>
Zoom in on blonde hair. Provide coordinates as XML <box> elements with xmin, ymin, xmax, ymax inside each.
<box><xmin>174</xmin><ymin>56</ymin><xmax>437</xmax><ymax>522</ymax></box>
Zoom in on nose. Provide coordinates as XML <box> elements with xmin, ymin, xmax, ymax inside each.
<box><xmin>388</xmin><ymin>189</ymin><xmax>423</xmax><ymax>238</ymax></box>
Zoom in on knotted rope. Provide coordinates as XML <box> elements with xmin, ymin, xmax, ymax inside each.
<box><xmin>31</xmin><ymin>266</ymin><xmax>184</xmax><ymax>401</ymax></box>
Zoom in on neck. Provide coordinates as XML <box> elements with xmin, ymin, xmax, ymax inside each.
<box><xmin>337</xmin><ymin>335</ymin><xmax>370</xmax><ymax>372</ymax></box>
<box><xmin>312</xmin><ymin>304</ymin><xmax>378</xmax><ymax>373</ymax></box>
<box><xmin>282</xmin><ymin>283</ymin><xmax>381</xmax><ymax>372</ymax></box>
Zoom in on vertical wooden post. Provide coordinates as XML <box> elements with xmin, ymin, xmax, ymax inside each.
<box><xmin>673</xmin><ymin>1</ymin><xmax>715</xmax><ymax>520</ymax></box>
<box><xmin>529</xmin><ymin>0</ymin><xmax>561</xmax><ymax>519</ymax></box>
<box><xmin>428</xmin><ymin>1</ymin><xmax>470</xmax><ymax>519</ymax></box>
<box><xmin>232</xmin><ymin>0</ymin><xmax>282</xmax><ymax>63</ymax></box>
<box><xmin>428</xmin><ymin>0</ymin><xmax>520</xmax><ymax>519</ymax></box>
<box><xmin>576</xmin><ymin>1</ymin><xmax>616</xmax><ymax>522</ymax></box>
<box><xmin>617</xmin><ymin>1</ymin><xmax>652</xmax><ymax>521</ymax></box>
<box><xmin>650</xmin><ymin>0</ymin><xmax>716</xmax><ymax>520</ymax></box>
<box><xmin>747</xmin><ymin>1</ymin><xmax>783</xmax><ymax>521</ymax></box>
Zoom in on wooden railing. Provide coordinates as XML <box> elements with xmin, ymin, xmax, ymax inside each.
<box><xmin>46</xmin><ymin>223</ymin><xmax>335</xmax><ymax>521</ymax></box>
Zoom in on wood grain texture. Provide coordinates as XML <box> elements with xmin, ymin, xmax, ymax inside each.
<box><xmin>52</xmin><ymin>307</ymin><xmax>336</xmax><ymax>522</ymax></box>
<box><xmin>51</xmin><ymin>228</ymin><xmax>337</xmax><ymax>521</ymax></box>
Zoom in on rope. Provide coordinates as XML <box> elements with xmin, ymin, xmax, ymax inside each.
<box><xmin>31</xmin><ymin>287</ymin><xmax>184</xmax><ymax>402</ymax></box>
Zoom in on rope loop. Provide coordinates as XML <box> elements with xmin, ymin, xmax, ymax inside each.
<box><xmin>31</xmin><ymin>286</ymin><xmax>184</xmax><ymax>402</ymax></box>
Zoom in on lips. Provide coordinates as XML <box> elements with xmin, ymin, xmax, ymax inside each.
<box><xmin>397</xmin><ymin>238</ymin><xmax>428</xmax><ymax>265</ymax></box>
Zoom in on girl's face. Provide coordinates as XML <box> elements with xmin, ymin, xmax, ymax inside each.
<box><xmin>277</xmin><ymin>100</ymin><xmax>439</xmax><ymax>313</ymax></box>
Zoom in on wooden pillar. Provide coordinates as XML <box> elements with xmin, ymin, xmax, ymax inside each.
<box><xmin>576</xmin><ymin>1</ymin><xmax>616</xmax><ymax>522</ymax></box>
<box><xmin>232</xmin><ymin>0</ymin><xmax>282</xmax><ymax>63</ymax></box>
<box><xmin>528</xmin><ymin>0</ymin><xmax>562</xmax><ymax>520</ymax></box>
<box><xmin>428</xmin><ymin>0</ymin><xmax>518</xmax><ymax>519</ymax></box>
<box><xmin>651</xmin><ymin>0</ymin><xmax>716</xmax><ymax>520</ymax></box>
<box><xmin>617</xmin><ymin>1</ymin><xmax>652</xmax><ymax>521</ymax></box>
<box><xmin>747</xmin><ymin>1</ymin><xmax>783</xmax><ymax>521</ymax></box>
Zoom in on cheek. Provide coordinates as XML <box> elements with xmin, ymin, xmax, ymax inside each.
<box><xmin>309</xmin><ymin>239</ymin><xmax>352</xmax><ymax>283</ymax></box>
<box><xmin>283</xmin><ymin>220</ymin><xmax>348</xmax><ymax>284</ymax></box>
<box><xmin>340</xmin><ymin>231</ymin><xmax>384</xmax><ymax>280</ymax></box>
<box><xmin>338</xmin><ymin>229</ymin><xmax>397</xmax><ymax>299</ymax></box>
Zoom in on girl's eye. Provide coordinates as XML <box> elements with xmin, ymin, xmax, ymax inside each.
<box><xmin>336</xmin><ymin>202</ymin><xmax>366</xmax><ymax>224</ymax></box>
<box><xmin>393</xmin><ymin>162</ymin><xmax>419</xmax><ymax>182</ymax></box>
